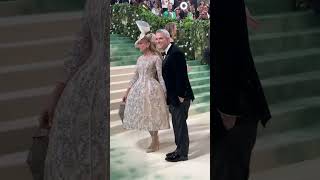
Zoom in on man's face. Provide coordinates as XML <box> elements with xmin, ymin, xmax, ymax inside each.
<box><xmin>155</xmin><ymin>32</ymin><xmax>170</xmax><ymax>51</ymax></box>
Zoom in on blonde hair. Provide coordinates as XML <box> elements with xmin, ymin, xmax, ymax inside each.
<box><xmin>140</xmin><ymin>33</ymin><xmax>162</xmax><ymax>57</ymax></box>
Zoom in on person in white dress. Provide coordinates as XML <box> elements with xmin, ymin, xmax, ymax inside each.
<box><xmin>42</xmin><ymin>0</ymin><xmax>108</xmax><ymax>179</ymax></box>
<box><xmin>122</xmin><ymin>21</ymin><xmax>170</xmax><ymax>153</ymax></box>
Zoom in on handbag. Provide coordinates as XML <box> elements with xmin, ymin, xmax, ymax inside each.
<box><xmin>26</xmin><ymin>128</ymin><xmax>49</xmax><ymax>180</ymax></box>
<box><xmin>26</xmin><ymin>114</ymin><xmax>50</xmax><ymax>180</ymax></box>
<box><xmin>118</xmin><ymin>101</ymin><xmax>126</xmax><ymax>122</ymax></box>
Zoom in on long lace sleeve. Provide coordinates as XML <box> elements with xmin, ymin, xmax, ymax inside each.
<box><xmin>61</xmin><ymin>16</ymin><xmax>92</xmax><ymax>83</ymax></box>
<box><xmin>128</xmin><ymin>58</ymin><xmax>140</xmax><ymax>88</ymax></box>
<box><xmin>155</xmin><ymin>55</ymin><xmax>167</xmax><ymax>94</ymax></box>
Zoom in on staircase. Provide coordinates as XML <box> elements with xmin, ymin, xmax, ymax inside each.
<box><xmin>0</xmin><ymin>11</ymin><xmax>82</xmax><ymax>180</ymax></box>
<box><xmin>246</xmin><ymin>5</ymin><xmax>320</xmax><ymax>175</ymax></box>
<box><xmin>110</xmin><ymin>33</ymin><xmax>210</xmax><ymax>135</ymax></box>
<box><xmin>0</xmin><ymin>2</ymin><xmax>319</xmax><ymax>179</ymax></box>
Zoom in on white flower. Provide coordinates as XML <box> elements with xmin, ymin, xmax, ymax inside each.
<box><xmin>189</xmin><ymin>47</ymin><xmax>192</xmax><ymax>51</ymax></box>
<box><xmin>185</xmin><ymin>53</ymin><xmax>188</xmax><ymax>56</ymax></box>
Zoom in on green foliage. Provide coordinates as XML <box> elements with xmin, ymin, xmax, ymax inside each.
<box><xmin>111</xmin><ymin>3</ymin><xmax>210</xmax><ymax>62</ymax></box>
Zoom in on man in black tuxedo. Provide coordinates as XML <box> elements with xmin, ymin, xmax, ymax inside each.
<box><xmin>211</xmin><ymin>0</ymin><xmax>271</xmax><ymax>179</ymax></box>
<box><xmin>155</xmin><ymin>29</ymin><xmax>195</xmax><ymax>162</ymax></box>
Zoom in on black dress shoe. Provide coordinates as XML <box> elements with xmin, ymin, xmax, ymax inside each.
<box><xmin>166</xmin><ymin>150</ymin><xmax>177</xmax><ymax>157</ymax></box>
<box><xmin>165</xmin><ymin>154</ymin><xmax>188</xmax><ymax>162</ymax></box>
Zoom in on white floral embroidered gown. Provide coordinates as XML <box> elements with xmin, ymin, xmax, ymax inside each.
<box><xmin>123</xmin><ymin>55</ymin><xmax>170</xmax><ymax>131</ymax></box>
<box><xmin>44</xmin><ymin>0</ymin><xmax>108</xmax><ymax>180</ymax></box>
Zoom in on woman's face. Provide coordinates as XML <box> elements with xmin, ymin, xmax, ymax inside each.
<box><xmin>136</xmin><ymin>38</ymin><xmax>150</xmax><ymax>52</ymax></box>
<box><xmin>176</xmin><ymin>8</ymin><xmax>180</xmax><ymax>14</ymax></box>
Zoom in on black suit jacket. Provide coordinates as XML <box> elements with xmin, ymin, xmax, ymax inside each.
<box><xmin>211</xmin><ymin>0</ymin><xmax>271</xmax><ymax>126</ymax></box>
<box><xmin>162</xmin><ymin>44</ymin><xmax>195</xmax><ymax>106</ymax></box>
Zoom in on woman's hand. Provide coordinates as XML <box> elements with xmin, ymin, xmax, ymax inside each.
<box><xmin>123</xmin><ymin>87</ymin><xmax>131</xmax><ymax>102</ymax></box>
<box><xmin>41</xmin><ymin>103</ymin><xmax>55</xmax><ymax>128</ymax></box>
<box><xmin>41</xmin><ymin>82</ymin><xmax>65</xmax><ymax>127</ymax></box>
<box><xmin>122</xmin><ymin>95</ymin><xmax>127</xmax><ymax>102</ymax></box>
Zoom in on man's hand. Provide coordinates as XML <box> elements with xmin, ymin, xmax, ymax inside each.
<box><xmin>218</xmin><ymin>110</ymin><xmax>237</xmax><ymax>130</ymax></box>
<box><xmin>247</xmin><ymin>17</ymin><xmax>259</xmax><ymax>30</ymax></box>
<box><xmin>178</xmin><ymin>96</ymin><xmax>184</xmax><ymax>103</ymax></box>
<box><xmin>245</xmin><ymin>6</ymin><xmax>259</xmax><ymax>30</ymax></box>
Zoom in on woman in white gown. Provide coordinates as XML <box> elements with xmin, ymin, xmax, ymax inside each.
<box><xmin>42</xmin><ymin>0</ymin><xmax>108</xmax><ymax>179</ymax></box>
<box><xmin>122</xmin><ymin>21</ymin><xmax>170</xmax><ymax>153</ymax></box>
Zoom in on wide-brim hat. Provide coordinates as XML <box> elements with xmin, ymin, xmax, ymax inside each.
<box><xmin>134</xmin><ymin>20</ymin><xmax>151</xmax><ymax>46</ymax></box>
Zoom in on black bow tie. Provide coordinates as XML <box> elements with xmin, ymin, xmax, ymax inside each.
<box><xmin>161</xmin><ymin>52</ymin><xmax>166</xmax><ymax>56</ymax></box>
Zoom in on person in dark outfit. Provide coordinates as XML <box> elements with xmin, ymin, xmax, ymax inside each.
<box><xmin>211</xmin><ymin>0</ymin><xmax>271</xmax><ymax>179</ymax></box>
<box><xmin>155</xmin><ymin>29</ymin><xmax>195</xmax><ymax>162</ymax></box>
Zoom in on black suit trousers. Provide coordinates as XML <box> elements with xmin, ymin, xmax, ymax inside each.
<box><xmin>212</xmin><ymin>108</ymin><xmax>258</xmax><ymax>180</ymax></box>
<box><xmin>169</xmin><ymin>99</ymin><xmax>191</xmax><ymax>157</ymax></box>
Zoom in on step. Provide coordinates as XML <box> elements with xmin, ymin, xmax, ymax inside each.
<box><xmin>251</xmin><ymin>157</ymin><xmax>320</xmax><ymax>180</ymax></box>
<box><xmin>111</xmin><ymin>59</ymin><xmax>203</xmax><ymax>67</ymax></box>
<box><xmin>109</xmin><ymin>60</ymin><xmax>137</xmax><ymax>66</ymax></box>
<box><xmin>110</xmin><ymin>83</ymin><xmax>210</xmax><ymax>101</ymax></box>
<box><xmin>110</xmin><ymin>119</ymin><xmax>125</xmax><ymax>135</ymax></box>
<box><xmin>188</xmin><ymin>102</ymin><xmax>210</xmax><ymax>115</ymax></box>
<box><xmin>110</xmin><ymin>89</ymin><xmax>127</xmax><ymax>101</ymax></box>
<box><xmin>110</xmin><ymin>91</ymin><xmax>210</xmax><ymax>112</ymax></box>
<box><xmin>245</xmin><ymin>0</ymin><xmax>295</xmax><ymax>15</ymax></box>
<box><xmin>110</xmin><ymin>39</ymin><xmax>135</xmax><ymax>44</ymax></box>
<box><xmin>0</xmin><ymin>86</ymin><xmax>52</xmax><ymax>122</ymax></box>
<box><xmin>110</xmin><ymin>80</ymin><xmax>130</xmax><ymax>92</ymax></box>
<box><xmin>110</xmin><ymin>65</ymin><xmax>135</xmax><ymax>76</ymax></box>
<box><xmin>262</xmin><ymin>71</ymin><xmax>320</xmax><ymax>104</ymax></box>
<box><xmin>188</xmin><ymin>65</ymin><xmax>210</xmax><ymax>72</ymax></box>
<box><xmin>188</xmin><ymin>84</ymin><xmax>210</xmax><ymax>96</ymax></box>
<box><xmin>110</xmin><ymin>112</ymin><xmax>211</xmax><ymax>136</ymax></box>
<box><xmin>0</xmin><ymin>152</ymin><xmax>32</xmax><ymax>180</ymax></box>
<box><xmin>110</xmin><ymin>34</ymin><xmax>133</xmax><ymax>39</ymax></box>
<box><xmin>110</xmin><ymin>50</ymin><xmax>141</xmax><ymax>58</ymax></box>
<box><xmin>110</xmin><ymin>73</ymin><xmax>210</xmax><ymax>92</ymax></box>
<box><xmin>111</xmin><ymin>44</ymin><xmax>135</xmax><ymax>51</ymax></box>
<box><xmin>0</xmin><ymin>1</ymin><xmax>21</xmax><ymax>17</ymax></box>
<box><xmin>0</xmin><ymin>117</ymin><xmax>37</xmax><ymax>155</ymax></box>
<box><xmin>255</xmin><ymin>48</ymin><xmax>320</xmax><ymax>79</ymax></box>
<box><xmin>252</xmin><ymin>11</ymin><xmax>320</xmax><ymax>34</ymax></box>
<box><xmin>110</xmin><ymin>54</ymin><xmax>140</xmax><ymax>62</ymax></box>
<box><xmin>0</xmin><ymin>59</ymin><xmax>64</xmax><ymax>93</ymax></box>
<box><xmin>110</xmin><ymin>65</ymin><xmax>208</xmax><ymax>77</ymax></box>
<box><xmin>110</xmin><ymin>101</ymin><xmax>210</xmax><ymax>122</ymax></box>
<box><xmin>258</xmin><ymin>96</ymin><xmax>320</xmax><ymax>136</ymax></box>
<box><xmin>190</xmin><ymin>77</ymin><xmax>210</xmax><ymax>87</ymax></box>
<box><xmin>0</xmin><ymin>36</ymin><xmax>73</xmax><ymax>66</ymax></box>
<box><xmin>0</xmin><ymin>11</ymin><xmax>81</xmax><ymax>43</ymax></box>
<box><xmin>252</xmin><ymin>123</ymin><xmax>320</xmax><ymax>172</ymax></box>
<box><xmin>110</xmin><ymin>72</ymin><xmax>135</xmax><ymax>82</ymax></box>
<box><xmin>193</xmin><ymin>92</ymin><xmax>210</xmax><ymax>104</ymax></box>
<box><xmin>250</xmin><ymin>28</ymin><xmax>320</xmax><ymax>56</ymax></box>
